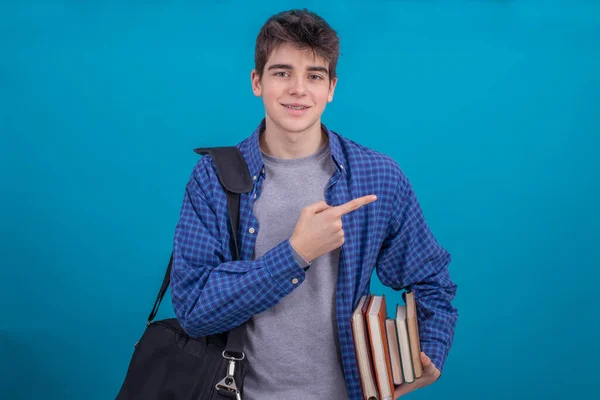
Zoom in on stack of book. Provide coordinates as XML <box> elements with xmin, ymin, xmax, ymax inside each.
<box><xmin>350</xmin><ymin>292</ymin><xmax>423</xmax><ymax>400</ymax></box>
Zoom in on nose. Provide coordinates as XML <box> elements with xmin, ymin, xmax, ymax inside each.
<box><xmin>288</xmin><ymin>75</ymin><xmax>307</xmax><ymax>96</ymax></box>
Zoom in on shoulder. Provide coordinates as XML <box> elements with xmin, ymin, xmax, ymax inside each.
<box><xmin>334</xmin><ymin>132</ymin><xmax>409</xmax><ymax>191</ymax></box>
<box><xmin>188</xmin><ymin>152</ymin><xmax>221</xmax><ymax>203</ymax></box>
<box><xmin>189</xmin><ymin>138</ymin><xmax>250</xmax><ymax>200</ymax></box>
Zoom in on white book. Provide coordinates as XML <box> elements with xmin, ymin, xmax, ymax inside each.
<box><xmin>395</xmin><ymin>305</ymin><xmax>415</xmax><ymax>383</ymax></box>
<box><xmin>385</xmin><ymin>318</ymin><xmax>403</xmax><ymax>385</ymax></box>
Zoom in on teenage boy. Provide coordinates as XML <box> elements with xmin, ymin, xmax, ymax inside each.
<box><xmin>171</xmin><ymin>9</ymin><xmax>458</xmax><ymax>400</ymax></box>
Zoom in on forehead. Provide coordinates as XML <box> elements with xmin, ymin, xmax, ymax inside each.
<box><xmin>266</xmin><ymin>43</ymin><xmax>329</xmax><ymax>68</ymax></box>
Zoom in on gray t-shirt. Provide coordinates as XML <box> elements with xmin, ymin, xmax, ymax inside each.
<box><xmin>242</xmin><ymin>140</ymin><xmax>349</xmax><ymax>400</ymax></box>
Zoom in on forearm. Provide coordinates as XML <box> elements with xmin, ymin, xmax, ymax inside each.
<box><xmin>376</xmin><ymin>171</ymin><xmax>459</xmax><ymax>373</ymax></box>
<box><xmin>171</xmin><ymin>237</ymin><xmax>306</xmax><ymax>337</ymax></box>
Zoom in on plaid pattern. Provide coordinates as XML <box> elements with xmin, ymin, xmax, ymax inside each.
<box><xmin>171</xmin><ymin>119</ymin><xmax>458</xmax><ymax>400</ymax></box>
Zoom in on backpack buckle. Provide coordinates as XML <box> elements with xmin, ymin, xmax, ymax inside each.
<box><xmin>215</xmin><ymin>351</ymin><xmax>245</xmax><ymax>400</ymax></box>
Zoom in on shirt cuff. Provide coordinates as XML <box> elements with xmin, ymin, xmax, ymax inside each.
<box><xmin>261</xmin><ymin>239</ymin><xmax>307</xmax><ymax>294</ymax></box>
<box><xmin>290</xmin><ymin>240</ymin><xmax>311</xmax><ymax>270</ymax></box>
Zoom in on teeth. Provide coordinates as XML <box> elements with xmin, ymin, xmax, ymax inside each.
<box><xmin>286</xmin><ymin>105</ymin><xmax>306</xmax><ymax>110</ymax></box>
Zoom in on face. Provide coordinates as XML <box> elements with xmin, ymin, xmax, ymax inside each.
<box><xmin>251</xmin><ymin>43</ymin><xmax>337</xmax><ymax>135</ymax></box>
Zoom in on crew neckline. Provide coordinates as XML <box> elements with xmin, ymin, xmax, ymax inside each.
<box><xmin>262</xmin><ymin>139</ymin><xmax>330</xmax><ymax>167</ymax></box>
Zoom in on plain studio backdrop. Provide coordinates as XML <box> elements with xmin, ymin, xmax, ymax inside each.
<box><xmin>1</xmin><ymin>1</ymin><xmax>598</xmax><ymax>399</ymax></box>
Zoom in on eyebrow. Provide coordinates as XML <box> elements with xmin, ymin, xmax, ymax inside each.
<box><xmin>267</xmin><ymin>64</ymin><xmax>329</xmax><ymax>74</ymax></box>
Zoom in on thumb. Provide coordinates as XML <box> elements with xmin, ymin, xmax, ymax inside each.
<box><xmin>420</xmin><ymin>352</ymin><xmax>432</xmax><ymax>368</ymax></box>
<box><xmin>420</xmin><ymin>352</ymin><xmax>441</xmax><ymax>380</ymax></box>
<box><xmin>308</xmin><ymin>200</ymin><xmax>331</xmax><ymax>214</ymax></box>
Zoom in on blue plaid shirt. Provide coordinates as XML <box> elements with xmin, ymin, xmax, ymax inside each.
<box><xmin>171</xmin><ymin>120</ymin><xmax>458</xmax><ymax>400</ymax></box>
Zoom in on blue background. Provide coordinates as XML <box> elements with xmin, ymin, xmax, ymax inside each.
<box><xmin>1</xmin><ymin>1</ymin><xmax>598</xmax><ymax>399</ymax></box>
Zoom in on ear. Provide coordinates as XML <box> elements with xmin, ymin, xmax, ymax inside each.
<box><xmin>251</xmin><ymin>69</ymin><xmax>262</xmax><ymax>97</ymax></box>
<box><xmin>328</xmin><ymin>77</ymin><xmax>338</xmax><ymax>102</ymax></box>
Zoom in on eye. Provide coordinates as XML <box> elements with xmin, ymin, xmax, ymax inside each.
<box><xmin>309</xmin><ymin>74</ymin><xmax>324</xmax><ymax>80</ymax></box>
<box><xmin>274</xmin><ymin>71</ymin><xmax>290</xmax><ymax>77</ymax></box>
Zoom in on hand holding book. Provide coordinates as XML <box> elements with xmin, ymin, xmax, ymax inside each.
<box><xmin>351</xmin><ymin>292</ymin><xmax>441</xmax><ymax>400</ymax></box>
<box><xmin>392</xmin><ymin>352</ymin><xmax>441</xmax><ymax>399</ymax></box>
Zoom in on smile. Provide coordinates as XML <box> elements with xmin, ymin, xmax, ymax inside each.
<box><xmin>282</xmin><ymin>104</ymin><xmax>310</xmax><ymax>110</ymax></box>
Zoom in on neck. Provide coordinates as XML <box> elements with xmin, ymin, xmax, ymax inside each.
<box><xmin>259</xmin><ymin>117</ymin><xmax>327</xmax><ymax>159</ymax></box>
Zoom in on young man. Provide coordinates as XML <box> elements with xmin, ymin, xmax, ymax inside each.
<box><xmin>171</xmin><ymin>9</ymin><xmax>458</xmax><ymax>400</ymax></box>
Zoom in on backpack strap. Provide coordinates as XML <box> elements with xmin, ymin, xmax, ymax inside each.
<box><xmin>193</xmin><ymin>147</ymin><xmax>254</xmax><ymax>194</ymax></box>
<box><xmin>146</xmin><ymin>146</ymin><xmax>252</xmax><ymax>325</ymax></box>
<box><xmin>194</xmin><ymin>147</ymin><xmax>254</xmax><ymax>260</ymax></box>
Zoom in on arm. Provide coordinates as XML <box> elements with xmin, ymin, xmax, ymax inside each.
<box><xmin>375</xmin><ymin>173</ymin><xmax>458</xmax><ymax>375</ymax></box>
<box><xmin>170</xmin><ymin>159</ymin><xmax>307</xmax><ymax>338</ymax></box>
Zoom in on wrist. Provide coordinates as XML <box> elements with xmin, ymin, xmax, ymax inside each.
<box><xmin>290</xmin><ymin>236</ymin><xmax>312</xmax><ymax>263</ymax></box>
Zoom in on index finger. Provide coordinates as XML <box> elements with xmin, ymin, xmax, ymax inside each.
<box><xmin>331</xmin><ymin>195</ymin><xmax>377</xmax><ymax>217</ymax></box>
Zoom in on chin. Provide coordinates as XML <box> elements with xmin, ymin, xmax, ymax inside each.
<box><xmin>271</xmin><ymin>114</ymin><xmax>320</xmax><ymax>134</ymax></box>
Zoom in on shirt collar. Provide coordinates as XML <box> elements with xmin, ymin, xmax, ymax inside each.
<box><xmin>241</xmin><ymin>119</ymin><xmax>348</xmax><ymax>180</ymax></box>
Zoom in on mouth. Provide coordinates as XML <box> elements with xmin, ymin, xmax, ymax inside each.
<box><xmin>281</xmin><ymin>103</ymin><xmax>311</xmax><ymax>115</ymax></box>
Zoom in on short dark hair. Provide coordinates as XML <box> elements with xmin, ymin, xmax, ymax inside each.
<box><xmin>254</xmin><ymin>9</ymin><xmax>340</xmax><ymax>81</ymax></box>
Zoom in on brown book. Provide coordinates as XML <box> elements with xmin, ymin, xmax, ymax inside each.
<box><xmin>405</xmin><ymin>291</ymin><xmax>423</xmax><ymax>378</ymax></box>
<box><xmin>366</xmin><ymin>295</ymin><xmax>394</xmax><ymax>400</ymax></box>
<box><xmin>351</xmin><ymin>296</ymin><xmax>379</xmax><ymax>400</ymax></box>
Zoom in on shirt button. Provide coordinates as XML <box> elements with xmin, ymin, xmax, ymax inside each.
<box><xmin>253</xmin><ymin>175</ymin><xmax>257</xmax><ymax>181</ymax></box>
<box><xmin>248</xmin><ymin>227</ymin><xmax>255</xmax><ymax>234</ymax></box>
<box><xmin>291</xmin><ymin>278</ymin><xmax>299</xmax><ymax>284</ymax></box>
<box><xmin>253</xmin><ymin>193</ymin><xmax>257</xmax><ymax>199</ymax></box>
<box><xmin>340</xmin><ymin>164</ymin><xmax>344</xmax><ymax>169</ymax></box>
